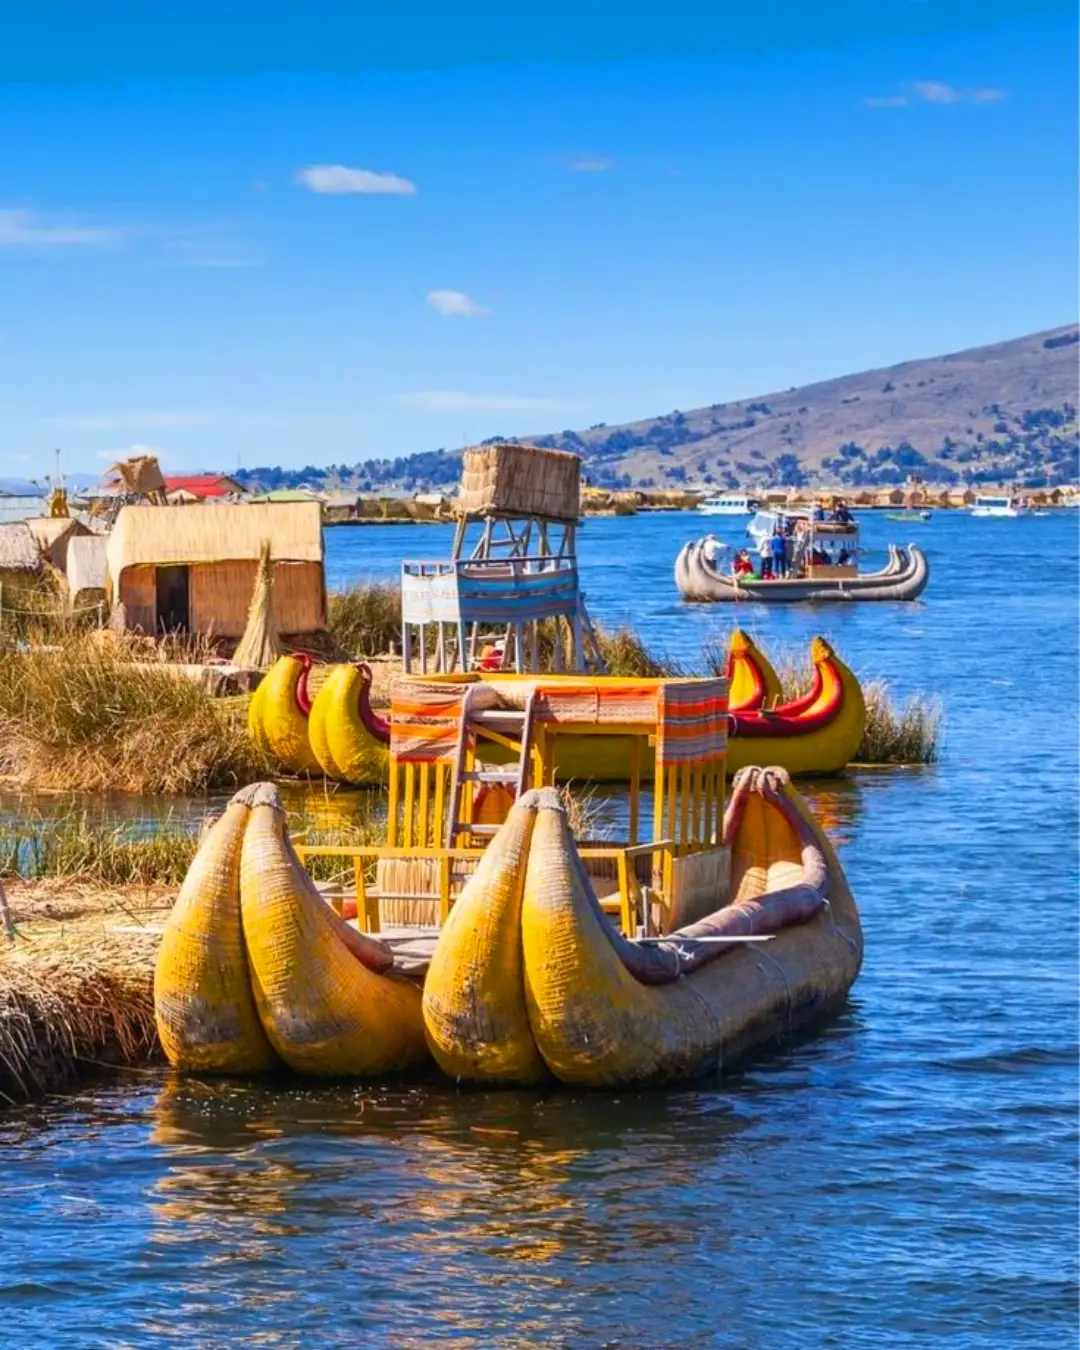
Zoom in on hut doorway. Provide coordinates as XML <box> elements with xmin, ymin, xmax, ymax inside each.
<box><xmin>155</xmin><ymin>565</ymin><xmax>190</xmax><ymax>634</ymax></box>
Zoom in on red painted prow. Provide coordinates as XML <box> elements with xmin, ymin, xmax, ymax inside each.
<box><xmin>353</xmin><ymin>662</ymin><xmax>390</xmax><ymax>744</ymax></box>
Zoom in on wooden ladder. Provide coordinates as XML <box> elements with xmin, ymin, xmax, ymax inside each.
<box><xmin>446</xmin><ymin>686</ymin><xmax>537</xmax><ymax>846</ymax></box>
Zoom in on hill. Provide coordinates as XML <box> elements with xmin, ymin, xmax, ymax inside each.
<box><xmin>238</xmin><ymin>325</ymin><xmax>1080</xmax><ymax>495</ymax></box>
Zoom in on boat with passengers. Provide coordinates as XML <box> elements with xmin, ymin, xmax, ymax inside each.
<box><xmin>677</xmin><ymin>503</ymin><xmax>929</xmax><ymax>603</ymax></box>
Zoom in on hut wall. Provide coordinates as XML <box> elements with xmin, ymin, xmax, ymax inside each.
<box><xmin>117</xmin><ymin>565</ymin><xmax>157</xmax><ymax>632</ymax></box>
<box><xmin>189</xmin><ymin>560</ymin><xmax>325</xmax><ymax>637</ymax></box>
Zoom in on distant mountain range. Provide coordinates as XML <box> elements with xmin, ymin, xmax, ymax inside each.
<box><xmin>237</xmin><ymin>324</ymin><xmax>1080</xmax><ymax>494</ymax></box>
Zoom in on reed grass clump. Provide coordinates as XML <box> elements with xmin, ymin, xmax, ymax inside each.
<box><xmin>0</xmin><ymin>633</ymin><xmax>268</xmax><ymax>794</ymax></box>
<box><xmin>855</xmin><ymin>680</ymin><xmax>942</xmax><ymax>766</ymax></box>
<box><xmin>328</xmin><ymin>583</ymin><xmax>402</xmax><ymax>657</ymax></box>
<box><xmin>593</xmin><ymin>625</ymin><xmax>676</xmax><ymax>679</ymax></box>
<box><xmin>0</xmin><ymin>811</ymin><xmax>201</xmax><ymax>886</ymax></box>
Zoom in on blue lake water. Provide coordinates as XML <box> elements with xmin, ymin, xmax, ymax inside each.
<box><xmin>1</xmin><ymin>510</ymin><xmax>1077</xmax><ymax>1347</ymax></box>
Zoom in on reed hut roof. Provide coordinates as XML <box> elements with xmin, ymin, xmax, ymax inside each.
<box><xmin>458</xmin><ymin>443</ymin><xmax>581</xmax><ymax>522</ymax></box>
<box><xmin>0</xmin><ymin>522</ymin><xmax>44</xmax><ymax>572</ymax></box>
<box><xmin>107</xmin><ymin>502</ymin><xmax>324</xmax><ymax>575</ymax></box>
<box><xmin>66</xmin><ymin>534</ymin><xmax>109</xmax><ymax>596</ymax></box>
<box><xmin>25</xmin><ymin>516</ymin><xmax>91</xmax><ymax>562</ymax></box>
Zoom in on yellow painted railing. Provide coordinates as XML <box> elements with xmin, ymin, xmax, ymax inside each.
<box><xmin>295</xmin><ymin>838</ymin><xmax>679</xmax><ymax>937</ymax></box>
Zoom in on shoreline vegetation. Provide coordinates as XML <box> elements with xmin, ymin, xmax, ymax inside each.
<box><xmin>0</xmin><ymin>586</ymin><xmax>940</xmax><ymax>798</ymax></box>
<box><xmin>318</xmin><ymin>487</ymin><xmax>1067</xmax><ymax>526</ymax></box>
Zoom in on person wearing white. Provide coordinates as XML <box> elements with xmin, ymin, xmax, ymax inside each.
<box><xmin>757</xmin><ymin>533</ymin><xmax>773</xmax><ymax>579</ymax></box>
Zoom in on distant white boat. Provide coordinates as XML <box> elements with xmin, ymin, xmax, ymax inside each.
<box><xmin>971</xmin><ymin>494</ymin><xmax>1026</xmax><ymax>518</ymax></box>
<box><xmin>698</xmin><ymin>493</ymin><xmax>761</xmax><ymax>516</ymax></box>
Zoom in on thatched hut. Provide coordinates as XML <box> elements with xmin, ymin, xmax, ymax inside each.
<box><xmin>25</xmin><ymin>516</ymin><xmax>93</xmax><ymax>573</ymax></box>
<box><xmin>66</xmin><ymin>534</ymin><xmax>110</xmax><ymax>611</ymax></box>
<box><xmin>105</xmin><ymin>502</ymin><xmax>326</xmax><ymax>639</ymax></box>
<box><xmin>0</xmin><ymin>522</ymin><xmax>46</xmax><ymax>621</ymax></box>
<box><xmin>0</xmin><ymin>522</ymin><xmax>44</xmax><ymax>585</ymax></box>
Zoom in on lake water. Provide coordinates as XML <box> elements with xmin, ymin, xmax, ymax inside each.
<box><xmin>1</xmin><ymin>510</ymin><xmax>1077</xmax><ymax>1347</ymax></box>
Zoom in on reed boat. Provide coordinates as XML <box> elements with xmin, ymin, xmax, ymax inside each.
<box><xmin>307</xmin><ymin>661</ymin><xmax>389</xmax><ymax>784</ymax></box>
<box><xmin>250</xmin><ymin>652</ymin><xmax>388</xmax><ymax>781</ymax></box>
<box><xmin>423</xmin><ymin>767</ymin><xmax>862</xmax><ymax>1087</ymax></box>
<box><xmin>154</xmin><ymin>782</ymin><xmax>428</xmax><ymax>1078</ymax></box>
<box><xmin>676</xmin><ymin>537</ymin><xmax>929</xmax><ymax>603</ymax></box>
<box><xmin>250</xmin><ymin>634</ymin><xmax>864</xmax><ymax>787</ymax></box>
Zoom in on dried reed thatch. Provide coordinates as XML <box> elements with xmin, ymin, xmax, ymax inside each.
<box><xmin>0</xmin><ymin>522</ymin><xmax>45</xmax><ymax>574</ymax></box>
<box><xmin>457</xmin><ymin>443</ymin><xmax>581</xmax><ymax>522</ymax></box>
<box><xmin>104</xmin><ymin>452</ymin><xmax>167</xmax><ymax>499</ymax></box>
<box><xmin>0</xmin><ymin>929</ymin><xmax>159</xmax><ymax>1104</ymax></box>
<box><xmin>107</xmin><ymin>501</ymin><xmax>323</xmax><ymax>575</ymax></box>
<box><xmin>233</xmin><ymin>539</ymin><xmax>284</xmax><ymax>670</ymax></box>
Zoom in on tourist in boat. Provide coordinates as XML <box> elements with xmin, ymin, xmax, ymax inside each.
<box><xmin>838</xmin><ymin>546</ymin><xmax>851</xmax><ymax>565</ymax></box>
<box><xmin>811</xmin><ymin>501</ymin><xmax>826</xmax><ymax>522</ymax></box>
<box><xmin>771</xmin><ymin>528</ymin><xmax>788</xmax><ymax>578</ymax></box>
<box><xmin>732</xmin><ymin>549</ymin><xmax>754</xmax><ymax>577</ymax></box>
<box><xmin>702</xmin><ymin>533</ymin><xmax>720</xmax><ymax>569</ymax></box>
<box><xmin>758</xmin><ymin>533</ymin><xmax>774</xmax><ymax>579</ymax></box>
<box><xmin>833</xmin><ymin>500</ymin><xmax>853</xmax><ymax>524</ymax></box>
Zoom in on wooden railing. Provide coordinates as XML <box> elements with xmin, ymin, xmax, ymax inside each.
<box><xmin>294</xmin><ymin>837</ymin><xmax>679</xmax><ymax>937</ymax></box>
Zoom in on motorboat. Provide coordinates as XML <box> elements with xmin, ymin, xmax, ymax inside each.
<box><xmin>698</xmin><ymin>493</ymin><xmax>761</xmax><ymax>516</ymax></box>
<box><xmin>972</xmin><ymin>494</ymin><xmax>1025</xmax><ymax>518</ymax></box>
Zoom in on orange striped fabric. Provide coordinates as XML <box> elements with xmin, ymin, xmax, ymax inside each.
<box><xmin>656</xmin><ymin>679</ymin><xmax>728</xmax><ymax>766</ymax></box>
<box><xmin>390</xmin><ymin>681</ymin><xmax>467</xmax><ymax>762</ymax></box>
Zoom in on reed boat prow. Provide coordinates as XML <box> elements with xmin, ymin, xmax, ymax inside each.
<box><xmin>518</xmin><ymin>767</ymin><xmax>862</xmax><ymax>1086</ymax></box>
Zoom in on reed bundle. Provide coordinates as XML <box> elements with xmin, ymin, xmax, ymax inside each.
<box><xmin>0</xmin><ymin>928</ymin><xmax>159</xmax><ymax>1104</ymax></box>
<box><xmin>457</xmin><ymin>443</ymin><xmax>581</xmax><ymax>522</ymax></box>
<box><xmin>232</xmin><ymin>539</ymin><xmax>284</xmax><ymax>670</ymax></box>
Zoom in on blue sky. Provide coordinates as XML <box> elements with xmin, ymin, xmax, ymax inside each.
<box><xmin>0</xmin><ymin>0</ymin><xmax>1076</xmax><ymax>478</ymax></box>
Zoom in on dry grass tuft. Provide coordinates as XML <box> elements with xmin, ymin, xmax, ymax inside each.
<box><xmin>594</xmin><ymin>625</ymin><xmax>676</xmax><ymax>678</ymax></box>
<box><xmin>328</xmin><ymin>583</ymin><xmax>402</xmax><ymax>658</ymax></box>
<box><xmin>0</xmin><ymin>633</ymin><xmax>269</xmax><ymax>794</ymax></box>
<box><xmin>856</xmin><ymin>680</ymin><xmax>942</xmax><ymax>766</ymax></box>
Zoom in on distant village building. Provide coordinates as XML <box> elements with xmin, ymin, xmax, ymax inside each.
<box><xmin>106</xmin><ymin>502</ymin><xmax>326</xmax><ymax>640</ymax></box>
<box><xmin>321</xmin><ymin>491</ymin><xmax>362</xmax><ymax>523</ymax></box>
<box><xmin>162</xmin><ymin>474</ymin><xmax>246</xmax><ymax>503</ymax></box>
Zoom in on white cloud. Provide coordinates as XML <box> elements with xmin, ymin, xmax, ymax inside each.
<box><xmin>51</xmin><ymin>410</ymin><xmax>216</xmax><ymax>432</ymax></box>
<box><xmin>396</xmin><ymin>391</ymin><xmax>579</xmax><ymax>414</ymax></box>
<box><xmin>911</xmin><ymin>80</ymin><xmax>965</xmax><ymax>104</ymax></box>
<box><xmin>864</xmin><ymin>82</ymin><xmax>1007</xmax><ymax>109</ymax></box>
<box><xmin>426</xmin><ymin>288</ymin><xmax>488</xmax><ymax>318</ymax></box>
<box><xmin>570</xmin><ymin>157</ymin><xmax>617</xmax><ymax>173</ymax></box>
<box><xmin>294</xmin><ymin>164</ymin><xmax>417</xmax><ymax>196</ymax></box>
<box><xmin>0</xmin><ymin>209</ymin><xmax>128</xmax><ymax>248</ymax></box>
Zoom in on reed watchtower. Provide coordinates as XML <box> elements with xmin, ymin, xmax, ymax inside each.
<box><xmin>400</xmin><ymin>443</ymin><xmax>604</xmax><ymax>674</ymax></box>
